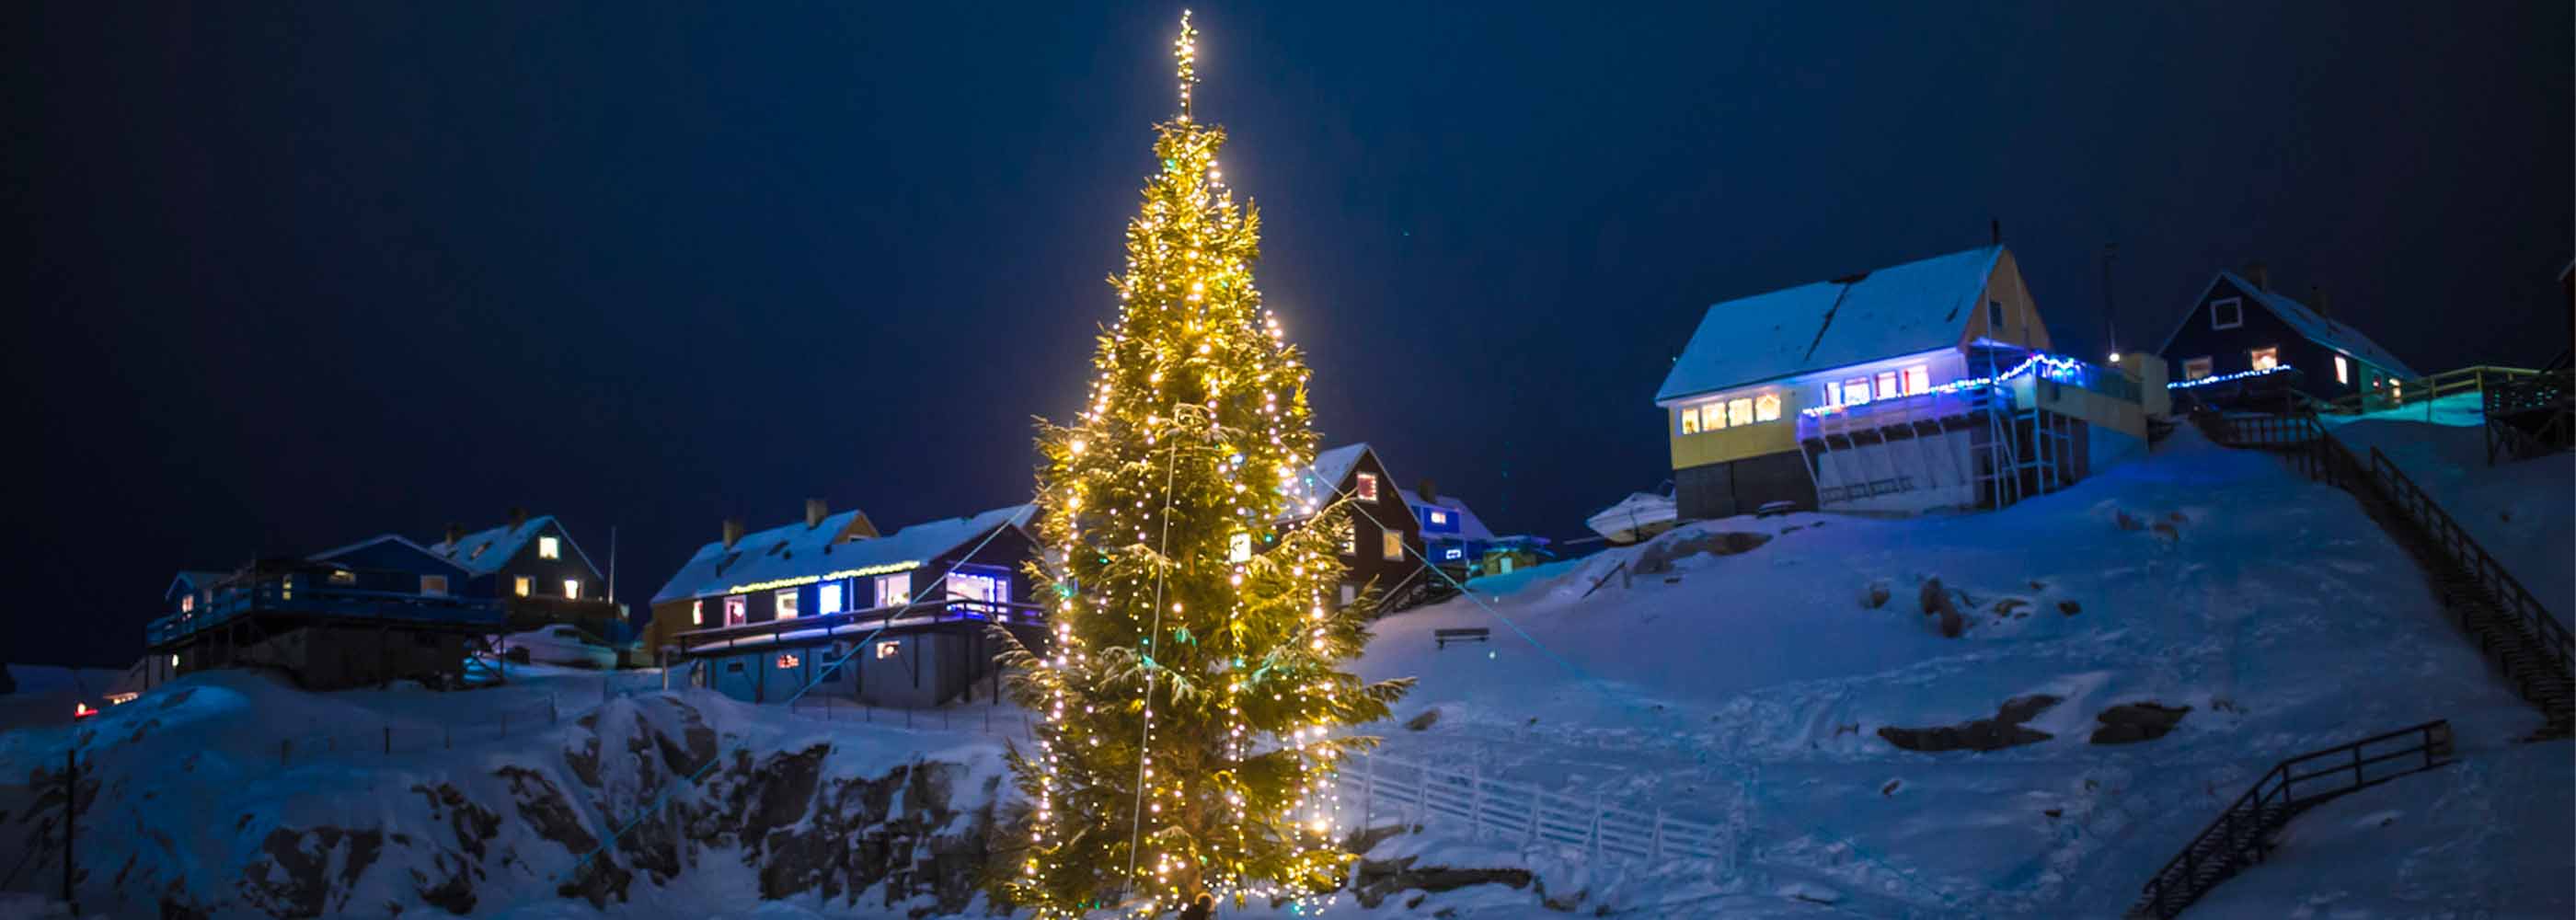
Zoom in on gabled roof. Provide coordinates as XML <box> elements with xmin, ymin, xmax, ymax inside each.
<box><xmin>309</xmin><ymin>534</ymin><xmax>470</xmax><ymax>571</ymax></box>
<box><xmin>1659</xmin><ymin>246</ymin><xmax>2006</xmax><ymax>402</ymax></box>
<box><xmin>1282</xmin><ymin>443</ymin><xmax>1405</xmax><ymax>523</ymax></box>
<box><xmin>1397</xmin><ymin>488</ymin><xmax>1498</xmax><ymax>543</ymax></box>
<box><xmin>427</xmin><ymin>515</ymin><xmax>601</xmax><ymax>579</ymax></box>
<box><xmin>2155</xmin><ymin>271</ymin><xmax>2420</xmax><ymax>379</ymax></box>
<box><xmin>167</xmin><ymin>569</ymin><xmax>232</xmax><ymax>599</ymax></box>
<box><xmin>650</xmin><ymin>505</ymin><xmax>1035</xmax><ymax>604</ymax></box>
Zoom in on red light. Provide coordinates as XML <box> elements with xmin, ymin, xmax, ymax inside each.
<box><xmin>72</xmin><ymin>702</ymin><xmax>98</xmax><ymax>720</ymax></box>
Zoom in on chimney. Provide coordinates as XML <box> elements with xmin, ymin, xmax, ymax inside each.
<box><xmin>1416</xmin><ymin>477</ymin><xmax>1438</xmax><ymax>504</ymax></box>
<box><xmin>2242</xmin><ymin>261</ymin><xmax>2270</xmax><ymax>293</ymax></box>
<box><xmin>443</xmin><ymin>523</ymin><xmax>464</xmax><ymax>547</ymax></box>
<box><xmin>507</xmin><ymin>506</ymin><xmax>528</xmax><ymax>531</ymax></box>
<box><xmin>805</xmin><ymin>498</ymin><xmax>828</xmax><ymax>529</ymax></box>
<box><xmin>1990</xmin><ymin>218</ymin><xmax>2001</xmax><ymax>246</ymax></box>
<box><xmin>722</xmin><ymin>518</ymin><xmax>744</xmax><ymax>549</ymax></box>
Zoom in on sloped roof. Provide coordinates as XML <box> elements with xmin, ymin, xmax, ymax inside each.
<box><xmin>1397</xmin><ymin>488</ymin><xmax>1497</xmax><ymax>543</ymax></box>
<box><xmin>1658</xmin><ymin>246</ymin><xmax>2004</xmax><ymax>402</ymax></box>
<box><xmin>309</xmin><ymin>534</ymin><xmax>470</xmax><ymax>571</ymax></box>
<box><xmin>1282</xmin><ymin>443</ymin><xmax>1405</xmax><ymax>523</ymax></box>
<box><xmin>167</xmin><ymin>569</ymin><xmax>232</xmax><ymax>600</ymax></box>
<box><xmin>427</xmin><ymin>515</ymin><xmax>601</xmax><ymax>579</ymax></box>
<box><xmin>2156</xmin><ymin>271</ymin><xmax>2420</xmax><ymax>379</ymax></box>
<box><xmin>650</xmin><ymin>505</ymin><xmax>1034</xmax><ymax>604</ymax></box>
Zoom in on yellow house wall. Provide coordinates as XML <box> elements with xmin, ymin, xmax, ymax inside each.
<box><xmin>1961</xmin><ymin>248</ymin><xmax>2053</xmax><ymax>351</ymax></box>
<box><xmin>1667</xmin><ymin>398</ymin><xmax>1802</xmax><ymax>468</ymax></box>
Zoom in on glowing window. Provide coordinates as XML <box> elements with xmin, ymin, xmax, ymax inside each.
<box><xmin>562</xmin><ymin>579</ymin><xmax>581</xmax><ymax>600</ymax></box>
<box><xmin>692</xmin><ymin>599</ymin><xmax>704</xmax><ymax>626</ymax></box>
<box><xmin>1497</xmin><ymin>557</ymin><xmax>1514</xmax><ymax>574</ymax></box>
<box><xmin>2249</xmin><ymin>347</ymin><xmax>2279</xmax><ymax>372</ymax></box>
<box><xmin>180</xmin><ymin>594</ymin><xmax>194</xmax><ymax>614</ymax></box>
<box><xmin>776</xmin><ymin>653</ymin><xmax>799</xmax><ymax>669</ymax></box>
<box><xmin>328</xmin><ymin>569</ymin><xmax>356</xmax><ymax>585</ymax></box>
<box><xmin>1700</xmin><ymin>402</ymin><xmax>1726</xmax><ymax>431</ymax></box>
<box><xmin>2335</xmin><ymin>355</ymin><xmax>2350</xmax><ymax>385</ymax></box>
<box><xmin>949</xmin><ymin>570</ymin><xmax>1009</xmax><ymax>613</ymax></box>
<box><xmin>1341</xmin><ymin>531</ymin><xmax>1357</xmax><ymax>556</ymax></box>
<box><xmin>1845</xmin><ymin>378</ymin><xmax>1873</xmax><ymax>405</ymax></box>
<box><xmin>773</xmin><ymin>587</ymin><xmax>797</xmax><ymax>619</ymax></box>
<box><xmin>876</xmin><ymin>640</ymin><xmax>902</xmax><ymax>660</ymax></box>
<box><xmin>1429</xmin><ymin>510</ymin><xmax>1448</xmax><ymax>525</ymax></box>
<box><xmin>2211</xmin><ymin>297</ymin><xmax>2243</xmax><ymax>329</ymax></box>
<box><xmin>514</xmin><ymin>576</ymin><xmax>533</xmax><ymax>597</ymax></box>
<box><xmin>420</xmin><ymin>575</ymin><xmax>448</xmax><ymax>596</ymax></box>
<box><xmin>873</xmin><ymin>573</ymin><xmax>912</xmax><ymax>608</ymax></box>
<box><xmin>1824</xmin><ymin>381</ymin><xmax>1843</xmax><ymax>406</ymax></box>
<box><xmin>1875</xmin><ymin>371</ymin><xmax>1900</xmax><ymax>399</ymax></box>
<box><xmin>1754</xmin><ymin>393</ymin><xmax>1782</xmax><ymax>422</ymax></box>
<box><xmin>1382</xmin><ymin>529</ymin><xmax>1404</xmax><ymax>560</ymax></box>
<box><xmin>1902</xmin><ymin>365</ymin><xmax>1931</xmax><ymax>395</ymax></box>
<box><xmin>1443</xmin><ymin>546</ymin><xmax>1464</xmax><ymax>560</ymax></box>
<box><xmin>537</xmin><ymin>535</ymin><xmax>560</xmax><ymax>559</ymax></box>
<box><xmin>1679</xmin><ymin>406</ymin><xmax>1701</xmax><ymax>434</ymax></box>
<box><xmin>2184</xmin><ymin>357</ymin><xmax>2213</xmax><ymax>380</ymax></box>
<box><xmin>169</xmin><ymin>654</ymin><xmax>179</xmax><ymax>669</ymax></box>
<box><xmin>1228</xmin><ymin>533</ymin><xmax>1252</xmax><ymax>562</ymax></box>
<box><xmin>819</xmin><ymin>581</ymin><xmax>843</xmax><ymax>615</ymax></box>
<box><xmin>1354</xmin><ymin>472</ymin><xmax>1380</xmax><ymax>501</ymax></box>
<box><xmin>1726</xmin><ymin>397</ymin><xmax>1753</xmax><ymax>428</ymax></box>
<box><xmin>724</xmin><ymin>594</ymin><xmax>746</xmax><ymax>626</ymax></box>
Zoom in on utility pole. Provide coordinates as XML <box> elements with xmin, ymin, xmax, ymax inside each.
<box><xmin>2101</xmin><ymin>242</ymin><xmax>2122</xmax><ymax>361</ymax></box>
<box><xmin>62</xmin><ymin>745</ymin><xmax>75</xmax><ymax>913</ymax></box>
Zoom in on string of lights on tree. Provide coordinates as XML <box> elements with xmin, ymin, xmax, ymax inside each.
<box><xmin>993</xmin><ymin>12</ymin><xmax>1411</xmax><ymax>916</ymax></box>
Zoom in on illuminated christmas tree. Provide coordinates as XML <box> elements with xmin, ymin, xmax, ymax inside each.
<box><xmin>996</xmin><ymin>11</ymin><xmax>1411</xmax><ymax>915</ymax></box>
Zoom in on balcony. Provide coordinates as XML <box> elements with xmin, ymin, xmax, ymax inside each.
<box><xmin>148</xmin><ymin>579</ymin><xmax>504</xmax><ymax>648</ymax></box>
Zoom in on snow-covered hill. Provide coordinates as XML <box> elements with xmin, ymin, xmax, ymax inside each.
<box><xmin>1341</xmin><ymin>428</ymin><xmax>2570</xmax><ymax>916</ymax></box>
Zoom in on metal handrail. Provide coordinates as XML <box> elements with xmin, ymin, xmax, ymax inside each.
<box><xmin>147</xmin><ymin>584</ymin><xmax>503</xmax><ymax>646</ymax></box>
<box><xmin>2366</xmin><ymin>445</ymin><xmax>2573</xmax><ymax>673</ymax></box>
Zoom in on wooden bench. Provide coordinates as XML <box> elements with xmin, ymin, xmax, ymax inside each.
<box><xmin>1434</xmin><ymin>627</ymin><xmax>1490</xmax><ymax>650</ymax></box>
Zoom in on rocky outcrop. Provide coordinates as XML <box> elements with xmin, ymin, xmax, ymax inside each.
<box><xmin>238</xmin><ymin>827</ymin><xmax>382</xmax><ymax>918</ymax></box>
<box><xmin>1350</xmin><ymin>854</ymin><xmax>1534</xmax><ymax>909</ymax></box>
<box><xmin>1918</xmin><ymin>579</ymin><xmax>1966</xmax><ymax>638</ymax></box>
<box><xmin>1879</xmin><ymin>695</ymin><xmax>2062</xmax><ymax>753</ymax></box>
<box><xmin>1633</xmin><ymin>530</ymin><xmax>1772</xmax><ymax>575</ymax></box>
<box><xmin>2090</xmin><ymin>702</ymin><xmax>2191</xmax><ymax>744</ymax></box>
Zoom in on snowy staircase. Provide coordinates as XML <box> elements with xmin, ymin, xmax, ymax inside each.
<box><xmin>2194</xmin><ymin>410</ymin><xmax>2575</xmax><ymax>738</ymax></box>
<box><xmin>2126</xmin><ymin>720</ymin><xmax>2455</xmax><ymax>919</ymax></box>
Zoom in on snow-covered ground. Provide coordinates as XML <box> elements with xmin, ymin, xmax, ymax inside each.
<box><xmin>2320</xmin><ymin>391</ymin><xmax>2574</xmax><ymax>626</ymax></box>
<box><xmin>1340</xmin><ymin>427</ymin><xmax>2570</xmax><ymax>916</ymax></box>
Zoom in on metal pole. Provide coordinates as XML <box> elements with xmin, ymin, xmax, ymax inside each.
<box><xmin>63</xmin><ymin>746</ymin><xmax>75</xmax><ymax>910</ymax></box>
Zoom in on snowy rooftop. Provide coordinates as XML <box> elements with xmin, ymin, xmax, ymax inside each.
<box><xmin>1281</xmin><ymin>442</ymin><xmax>1400</xmax><ymax>523</ymax></box>
<box><xmin>649</xmin><ymin>504</ymin><xmax>1035</xmax><ymax>604</ymax></box>
<box><xmin>2164</xmin><ymin>270</ymin><xmax>2421</xmax><ymax>379</ymax></box>
<box><xmin>1657</xmin><ymin>245</ymin><xmax>2003</xmax><ymax>402</ymax></box>
<box><xmin>426</xmin><ymin>515</ymin><xmax>598</xmax><ymax>578</ymax></box>
<box><xmin>1398</xmin><ymin>487</ymin><xmax>1498</xmax><ymax>543</ymax></box>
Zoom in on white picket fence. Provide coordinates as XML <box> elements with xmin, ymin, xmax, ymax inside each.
<box><xmin>1335</xmin><ymin>750</ymin><xmax>1737</xmax><ymax>871</ymax></box>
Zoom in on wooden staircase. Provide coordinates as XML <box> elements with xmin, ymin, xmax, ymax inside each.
<box><xmin>2126</xmin><ymin>720</ymin><xmax>2456</xmax><ymax>918</ymax></box>
<box><xmin>2194</xmin><ymin>411</ymin><xmax>2575</xmax><ymax>737</ymax></box>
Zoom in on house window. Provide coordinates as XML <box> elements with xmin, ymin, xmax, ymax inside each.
<box><xmin>1843</xmin><ymin>378</ymin><xmax>1873</xmax><ymax>405</ymax></box>
<box><xmin>692</xmin><ymin>599</ymin><xmax>704</xmax><ymax>626</ymax></box>
<box><xmin>1725</xmin><ymin>397</ymin><xmax>1753</xmax><ymax>428</ymax></box>
<box><xmin>1354</xmin><ymin>472</ymin><xmax>1380</xmax><ymax>501</ymax></box>
<box><xmin>1341</xmin><ymin>530</ymin><xmax>1358</xmax><ymax>556</ymax></box>
<box><xmin>1902</xmin><ymin>365</ymin><xmax>1930</xmax><ymax>395</ymax></box>
<box><xmin>724</xmin><ymin>594</ymin><xmax>747</xmax><ymax>626</ymax></box>
<box><xmin>949</xmin><ymin>570</ymin><xmax>1009</xmax><ymax>615</ymax></box>
<box><xmin>2335</xmin><ymin>355</ymin><xmax>2350</xmax><ymax>385</ymax></box>
<box><xmin>180</xmin><ymin>594</ymin><xmax>194</xmax><ymax>614</ymax></box>
<box><xmin>514</xmin><ymin>576</ymin><xmax>533</xmax><ymax>597</ymax></box>
<box><xmin>2249</xmin><ymin>347</ymin><xmax>2279</xmax><ymax>372</ymax></box>
<box><xmin>1381</xmin><ymin>529</ymin><xmax>1404</xmax><ymax>560</ymax></box>
<box><xmin>328</xmin><ymin>569</ymin><xmax>356</xmax><ymax>585</ymax></box>
<box><xmin>1228</xmin><ymin>533</ymin><xmax>1253</xmax><ymax>563</ymax></box>
<box><xmin>1496</xmin><ymin>557</ymin><xmax>1514</xmax><ymax>575</ymax></box>
<box><xmin>1700</xmin><ymin>402</ymin><xmax>1726</xmax><ymax>431</ymax></box>
<box><xmin>538</xmin><ymin>535</ymin><xmax>560</xmax><ymax>559</ymax></box>
<box><xmin>1988</xmin><ymin>300</ymin><xmax>2006</xmax><ymax>329</ymax></box>
<box><xmin>776</xmin><ymin>653</ymin><xmax>799</xmax><ymax>669</ymax></box>
<box><xmin>2184</xmin><ymin>357</ymin><xmax>2214</xmax><ymax>380</ymax></box>
<box><xmin>876</xmin><ymin>640</ymin><xmax>902</xmax><ymax>660</ymax></box>
<box><xmin>1339</xmin><ymin>584</ymin><xmax>1357</xmax><ymax>606</ymax></box>
<box><xmin>1679</xmin><ymin>406</ymin><xmax>1700</xmax><ymax>434</ymax></box>
<box><xmin>420</xmin><ymin>575</ymin><xmax>448</xmax><ymax>596</ymax></box>
<box><xmin>2210</xmin><ymin>297</ymin><xmax>2243</xmax><ymax>329</ymax></box>
<box><xmin>1875</xmin><ymin>371</ymin><xmax>1900</xmax><ymax>399</ymax></box>
<box><xmin>874</xmin><ymin>573</ymin><xmax>912</xmax><ymax>608</ymax></box>
<box><xmin>1824</xmin><ymin>381</ymin><xmax>1843</xmax><ymax>406</ymax></box>
<box><xmin>819</xmin><ymin>581</ymin><xmax>844</xmax><ymax>615</ymax></box>
<box><xmin>1428</xmin><ymin>510</ymin><xmax>1449</xmax><ymax>526</ymax></box>
<box><xmin>774</xmin><ymin>587</ymin><xmax>798</xmax><ymax>619</ymax></box>
<box><xmin>562</xmin><ymin>579</ymin><xmax>581</xmax><ymax>600</ymax></box>
<box><xmin>1443</xmin><ymin>546</ymin><xmax>1464</xmax><ymax>560</ymax></box>
<box><xmin>1754</xmin><ymin>393</ymin><xmax>1782</xmax><ymax>422</ymax></box>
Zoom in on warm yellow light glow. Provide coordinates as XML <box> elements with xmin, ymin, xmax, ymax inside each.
<box><xmin>720</xmin><ymin>560</ymin><xmax>920</xmax><ymax>595</ymax></box>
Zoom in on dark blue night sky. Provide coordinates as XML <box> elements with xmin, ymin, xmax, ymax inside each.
<box><xmin>6</xmin><ymin>3</ymin><xmax>2567</xmax><ymax>664</ymax></box>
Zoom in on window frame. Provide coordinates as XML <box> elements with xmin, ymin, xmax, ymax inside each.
<box><xmin>724</xmin><ymin>594</ymin><xmax>747</xmax><ymax>627</ymax></box>
<box><xmin>1228</xmin><ymin>532</ymin><xmax>1253</xmax><ymax>562</ymax></box>
<box><xmin>819</xmin><ymin>581</ymin><xmax>843</xmax><ymax>615</ymax></box>
<box><xmin>872</xmin><ymin>572</ymin><xmax>912</xmax><ymax>609</ymax></box>
<box><xmin>1353</xmin><ymin>472</ymin><xmax>1380</xmax><ymax>502</ymax></box>
<box><xmin>1824</xmin><ymin>380</ymin><xmax>1843</xmax><ymax>406</ymax></box>
<box><xmin>2210</xmin><ymin>297</ymin><xmax>2244</xmax><ymax>330</ymax></box>
<box><xmin>1988</xmin><ymin>299</ymin><xmax>2006</xmax><ymax>329</ymax></box>
<box><xmin>513</xmin><ymin>575</ymin><xmax>533</xmax><ymax>597</ymax></box>
<box><xmin>562</xmin><ymin>579</ymin><xmax>581</xmax><ymax>600</ymax></box>
<box><xmin>1844</xmin><ymin>378</ymin><xmax>1873</xmax><ymax>405</ymax></box>
<box><xmin>875</xmin><ymin>640</ymin><xmax>902</xmax><ymax>660</ymax></box>
<box><xmin>1700</xmin><ymin>402</ymin><xmax>1726</xmax><ymax>431</ymax></box>
<box><xmin>1678</xmin><ymin>405</ymin><xmax>1700</xmax><ymax>434</ymax></box>
<box><xmin>1754</xmin><ymin>392</ymin><xmax>1782</xmax><ymax>422</ymax></box>
<box><xmin>2248</xmin><ymin>347</ymin><xmax>2280</xmax><ymax>372</ymax></box>
<box><xmin>1381</xmin><ymin>528</ymin><xmax>1405</xmax><ymax>561</ymax></box>
<box><xmin>692</xmin><ymin>598</ymin><xmax>705</xmax><ymax>626</ymax></box>
<box><xmin>1875</xmin><ymin>371</ymin><xmax>1900</xmax><ymax>399</ymax></box>
<box><xmin>537</xmin><ymin>535</ymin><xmax>560</xmax><ymax>559</ymax></box>
<box><xmin>1725</xmin><ymin>397</ymin><xmax>1753</xmax><ymax>428</ymax></box>
<box><xmin>420</xmin><ymin>575</ymin><xmax>448</xmax><ymax>596</ymax></box>
<box><xmin>1901</xmin><ymin>365</ymin><xmax>1930</xmax><ymax>396</ymax></box>
<box><xmin>773</xmin><ymin>586</ymin><xmax>797</xmax><ymax>619</ymax></box>
<box><xmin>2183</xmin><ymin>356</ymin><xmax>2214</xmax><ymax>380</ymax></box>
<box><xmin>2334</xmin><ymin>354</ymin><xmax>2350</xmax><ymax>385</ymax></box>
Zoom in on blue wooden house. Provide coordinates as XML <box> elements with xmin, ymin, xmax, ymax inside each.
<box><xmin>1399</xmin><ymin>483</ymin><xmax>1498</xmax><ymax>569</ymax></box>
<box><xmin>149</xmin><ymin>535</ymin><xmax>503</xmax><ymax>690</ymax></box>
<box><xmin>2155</xmin><ymin>265</ymin><xmax>2419</xmax><ymax>404</ymax></box>
<box><xmin>426</xmin><ymin>510</ymin><xmax>622</xmax><ymax>638</ymax></box>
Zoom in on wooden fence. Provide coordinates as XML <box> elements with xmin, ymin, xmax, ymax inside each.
<box><xmin>1335</xmin><ymin>750</ymin><xmax>1737</xmax><ymax>870</ymax></box>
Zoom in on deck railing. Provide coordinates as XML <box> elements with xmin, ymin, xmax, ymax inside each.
<box><xmin>2320</xmin><ymin>365</ymin><xmax>2540</xmax><ymax>415</ymax></box>
<box><xmin>672</xmin><ymin>599</ymin><xmax>1049</xmax><ymax>655</ymax></box>
<box><xmin>1334</xmin><ymin>749</ymin><xmax>1737</xmax><ymax>869</ymax></box>
<box><xmin>146</xmin><ymin>582</ymin><xmax>503</xmax><ymax>646</ymax></box>
<box><xmin>2365</xmin><ymin>444</ymin><xmax>2574</xmax><ymax>677</ymax></box>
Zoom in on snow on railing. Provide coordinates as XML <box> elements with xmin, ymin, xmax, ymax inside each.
<box><xmin>1330</xmin><ymin>749</ymin><xmax>1737</xmax><ymax>870</ymax></box>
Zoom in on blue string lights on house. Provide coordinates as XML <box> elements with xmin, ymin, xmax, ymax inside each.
<box><xmin>2167</xmin><ymin>364</ymin><xmax>2295</xmax><ymax>389</ymax></box>
<box><xmin>1800</xmin><ymin>351</ymin><xmax>2092</xmax><ymax>419</ymax></box>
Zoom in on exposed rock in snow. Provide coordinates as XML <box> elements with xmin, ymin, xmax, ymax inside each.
<box><xmin>1877</xmin><ymin>695</ymin><xmax>2062</xmax><ymax>753</ymax></box>
<box><xmin>2088</xmin><ymin>702</ymin><xmax>2191</xmax><ymax>745</ymax></box>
